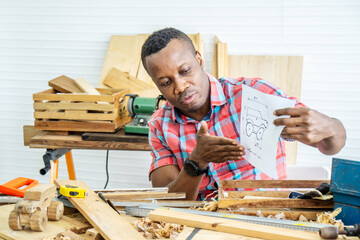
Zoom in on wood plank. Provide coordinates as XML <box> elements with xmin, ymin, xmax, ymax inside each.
<box><xmin>217</xmin><ymin>40</ymin><xmax>228</xmax><ymax>78</ymax></box>
<box><xmin>177</xmin><ymin>227</ymin><xmax>261</xmax><ymax>240</ymax></box>
<box><xmin>100</xmin><ymin>33</ymin><xmax>205</xmax><ymax>89</ymax></box>
<box><xmin>220</xmin><ymin>180</ymin><xmax>330</xmax><ymax>189</ymax></box>
<box><xmin>227</xmin><ymin>55</ymin><xmax>303</xmax><ymax>165</ymax></box>
<box><xmin>103</xmin><ymin>192</ymin><xmax>185</xmax><ymax>201</ymax></box>
<box><xmin>103</xmin><ymin>67</ymin><xmax>160</xmax><ymax>98</ymax></box>
<box><xmin>149</xmin><ymin>208</ymin><xmax>322</xmax><ymax>240</ymax></box>
<box><xmin>73</xmin><ymin>77</ymin><xmax>101</xmax><ymax>95</ymax></box>
<box><xmin>30</xmin><ymin>134</ymin><xmax>150</xmax><ymax>150</ymax></box>
<box><xmin>23</xmin><ymin>125</ymin><xmax>44</xmax><ymax>146</ymax></box>
<box><xmin>48</xmin><ymin>75</ymin><xmax>83</xmax><ymax>93</ymax></box>
<box><xmin>34</xmin><ymin>102</ymin><xmax>114</xmax><ymax>111</ymax></box>
<box><xmin>218</xmin><ymin>198</ymin><xmax>333</xmax><ymax>209</ymax></box>
<box><xmin>0</xmin><ymin>204</ymin><xmax>76</xmax><ymax>240</ymax></box>
<box><xmin>34</xmin><ymin>111</ymin><xmax>115</xmax><ymax>121</ymax></box>
<box><xmin>99</xmin><ymin>35</ymin><xmax>149</xmax><ymax>88</ymax></box>
<box><xmin>211</xmin><ymin>36</ymin><xmax>219</xmax><ymax>78</ymax></box>
<box><xmin>216</xmin><ymin>209</ymin><xmax>320</xmax><ymax>221</ymax></box>
<box><xmin>23</xmin><ymin>184</ymin><xmax>56</xmax><ymax>201</ymax></box>
<box><xmin>224</xmin><ymin>191</ymin><xmax>294</xmax><ymax>199</ymax></box>
<box><xmin>82</xmin><ymin>129</ymin><xmax>148</xmax><ymax>143</ymax></box>
<box><xmin>35</xmin><ymin>120</ymin><xmax>116</xmax><ymax>133</ymax></box>
<box><xmin>54</xmin><ymin>179</ymin><xmax>144</xmax><ymax>240</ymax></box>
<box><xmin>33</xmin><ymin>91</ymin><xmax>114</xmax><ymax>103</ymax></box>
<box><xmin>94</xmin><ymin>187</ymin><xmax>168</xmax><ymax>193</ymax></box>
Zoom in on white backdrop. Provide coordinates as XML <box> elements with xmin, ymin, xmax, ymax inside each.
<box><xmin>0</xmin><ymin>0</ymin><xmax>359</xmax><ymax>189</ymax></box>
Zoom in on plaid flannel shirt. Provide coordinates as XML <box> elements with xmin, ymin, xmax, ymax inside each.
<box><xmin>148</xmin><ymin>74</ymin><xmax>305</xmax><ymax>200</ymax></box>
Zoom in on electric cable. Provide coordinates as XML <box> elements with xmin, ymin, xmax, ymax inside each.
<box><xmin>104</xmin><ymin>150</ymin><xmax>109</xmax><ymax>189</ymax></box>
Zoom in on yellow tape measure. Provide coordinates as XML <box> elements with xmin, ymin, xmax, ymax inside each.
<box><xmin>59</xmin><ymin>184</ymin><xmax>87</xmax><ymax>198</ymax></box>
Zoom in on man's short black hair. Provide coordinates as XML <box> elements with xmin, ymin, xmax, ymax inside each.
<box><xmin>141</xmin><ymin>27</ymin><xmax>196</xmax><ymax>71</ymax></box>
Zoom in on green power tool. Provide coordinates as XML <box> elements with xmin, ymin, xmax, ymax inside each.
<box><xmin>124</xmin><ymin>94</ymin><xmax>165</xmax><ymax>135</ymax></box>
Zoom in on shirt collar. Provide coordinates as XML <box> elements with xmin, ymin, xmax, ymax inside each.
<box><xmin>170</xmin><ymin>73</ymin><xmax>227</xmax><ymax>124</ymax></box>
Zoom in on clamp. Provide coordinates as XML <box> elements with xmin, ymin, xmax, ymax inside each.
<box><xmin>40</xmin><ymin>149</ymin><xmax>70</xmax><ymax>175</ymax></box>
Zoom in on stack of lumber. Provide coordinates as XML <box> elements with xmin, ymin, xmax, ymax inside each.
<box><xmin>217</xmin><ymin>179</ymin><xmax>333</xmax><ymax>221</ymax></box>
<box><xmin>99</xmin><ymin>33</ymin><xmax>204</xmax><ymax>98</ymax></box>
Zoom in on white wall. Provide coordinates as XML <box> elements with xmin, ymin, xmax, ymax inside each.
<box><xmin>0</xmin><ymin>0</ymin><xmax>359</xmax><ymax>189</ymax></box>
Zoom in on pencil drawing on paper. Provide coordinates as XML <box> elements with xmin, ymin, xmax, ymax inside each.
<box><xmin>244</xmin><ymin>98</ymin><xmax>269</xmax><ymax>149</ymax></box>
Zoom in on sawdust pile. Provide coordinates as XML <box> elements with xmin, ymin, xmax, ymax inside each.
<box><xmin>132</xmin><ymin>217</ymin><xmax>184</xmax><ymax>239</ymax></box>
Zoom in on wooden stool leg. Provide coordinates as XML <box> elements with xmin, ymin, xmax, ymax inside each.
<box><xmin>49</xmin><ymin>159</ymin><xmax>59</xmax><ymax>184</ymax></box>
<box><xmin>65</xmin><ymin>151</ymin><xmax>76</xmax><ymax>180</ymax></box>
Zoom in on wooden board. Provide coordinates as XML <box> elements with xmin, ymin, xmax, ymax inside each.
<box><xmin>54</xmin><ymin>179</ymin><xmax>144</xmax><ymax>240</ymax></box>
<box><xmin>220</xmin><ymin>180</ymin><xmax>329</xmax><ymax>189</ymax></box>
<box><xmin>99</xmin><ymin>35</ymin><xmax>149</xmax><ymax>88</ymax></box>
<box><xmin>211</xmin><ymin>36</ymin><xmax>228</xmax><ymax>79</ymax></box>
<box><xmin>82</xmin><ymin>129</ymin><xmax>148</xmax><ymax>143</ymax></box>
<box><xmin>23</xmin><ymin>125</ymin><xmax>44</xmax><ymax>146</ymax></box>
<box><xmin>99</xmin><ymin>33</ymin><xmax>205</xmax><ymax>89</ymax></box>
<box><xmin>149</xmin><ymin>208</ymin><xmax>322</xmax><ymax>240</ymax></box>
<box><xmin>23</xmin><ymin>184</ymin><xmax>56</xmax><ymax>201</ymax></box>
<box><xmin>30</xmin><ymin>133</ymin><xmax>150</xmax><ymax>151</ymax></box>
<box><xmin>48</xmin><ymin>75</ymin><xmax>83</xmax><ymax>93</ymax></box>
<box><xmin>177</xmin><ymin>227</ymin><xmax>261</xmax><ymax>240</ymax></box>
<box><xmin>103</xmin><ymin>192</ymin><xmax>185</xmax><ymax>201</ymax></box>
<box><xmin>227</xmin><ymin>55</ymin><xmax>303</xmax><ymax>165</ymax></box>
<box><xmin>73</xmin><ymin>77</ymin><xmax>101</xmax><ymax>96</ymax></box>
<box><xmin>217</xmin><ymin>209</ymin><xmax>320</xmax><ymax>221</ymax></box>
<box><xmin>103</xmin><ymin>67</ymin><xmax>160</xmax><ymax>97</ymax></box>
<box><xmin>218</xmin><ymin>198</ymin><xmax>333</xmax><ymax>209</ymax></box>
<box><xmin>0</xmin><ymin>204</ymin><xmax>75</xmax><ymax>240</ymax></box>
<box><xmin>223</xmin><ymin>191</ymin><xmax>294</xmax><ymax>199</ymax></box>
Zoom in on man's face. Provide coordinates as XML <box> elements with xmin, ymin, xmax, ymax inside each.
<box><xmin>145</xmin><ymin>39</ymin><xmax>210</xmax><ymax>120</ymax></box>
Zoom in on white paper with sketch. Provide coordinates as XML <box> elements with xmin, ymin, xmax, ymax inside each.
<box><xmin>240</xmin><ymin>85</ymin><xmax>296</xmax><ymax>179</ymax></box>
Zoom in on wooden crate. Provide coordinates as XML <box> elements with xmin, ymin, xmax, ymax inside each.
<box><xmin>33</xmin><ymin>88</ymin><xmax>131</xmax><ymax>132</ymax></box>
<box><xmin>218</xmin><ymin>180</ymin><xmax>333</xmax><ymax>209</ymax></box>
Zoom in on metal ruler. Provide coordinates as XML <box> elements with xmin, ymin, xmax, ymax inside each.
<box><xmin>121</xmin><ymin>201</ymin><xmax>205</xmax><ymax>208</ymax></box>
<box><xmin>126</xmin><ymin>205</ymin><xmax>336</xmax><ymax>232</ymax></box>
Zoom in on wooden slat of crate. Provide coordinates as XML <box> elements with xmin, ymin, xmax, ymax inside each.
<box><xmin>34</xmin><ymin>120</ymin><xmax>117</xmax><ymax>132</ymax></box>
<box><xmin>33</xmin><ymin>89</ymin><xmax>118</xmax><ymax>102</ymax></box>
<box><xmin>33</xmin><ymin>88</ymin><xmax>130</xmax><ymax>132</ymax></box>
<box><xmin>34</xmin><ymin>102</ymin><xmax>114</xmax><ymax>111</ymax></box>
<box><xmin>34</xmin><ymin>111</ymin><xmax>115</xmax><ymax>121</ymax></box>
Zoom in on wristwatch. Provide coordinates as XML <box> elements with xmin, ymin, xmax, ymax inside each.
<box><xmin>183</xmin><ymin>158</ymin><xmax>209</xmax><ymax>177</ymax></box>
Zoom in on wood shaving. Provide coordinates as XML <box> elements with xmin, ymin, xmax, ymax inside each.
<box><xmin>298</xmin><ymin>214</ymin><xmax>308</xmax><ymax>222</ymax></box>
<box><xmin>192</xmin><ymin>191</ymin><xmax>218</xmax><ymax>212</ymax></box>
<box><xmin>132</xmin><ymin>217</ymin><xmax>184</xmax><ymax>239</ymax></box>
<box><xmin>315</xmin><ymin>207</ymin><xmax>344</xmax><ymax>230</ymax></box>
<box><xmin>41</xmin><ymin>230</ymin><xmax>82</xmax><ymax>240</ymax></box>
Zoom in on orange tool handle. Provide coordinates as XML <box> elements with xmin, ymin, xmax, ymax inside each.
<box><xmin>0</xmin><ymin>177</ymin><xmax>39</xmax><ymax>197</ymax></box>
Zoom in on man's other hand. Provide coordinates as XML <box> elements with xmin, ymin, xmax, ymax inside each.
<box><xmin>273</xmin><ymin>107</ymin><xmax>346</xmax><ymax>155</ymax></box>
<box><xmin>189</xmin><ymin>121</ymin><xmax>245</xmax><ymax>168</ymax></box>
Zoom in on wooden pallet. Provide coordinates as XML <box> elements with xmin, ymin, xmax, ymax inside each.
<box><xmin>218</xmin><ymin>180</ymin><xmax>333</xmax><ymax>209</ymax></box>
<box><xmin>33</xmin><ymin>88</ymin><xmax>131</xmax><ymax>132</ymax></box>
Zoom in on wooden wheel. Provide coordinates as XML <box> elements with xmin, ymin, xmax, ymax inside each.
<box><xmin>30</xmin><ymin>210</ymin><xmax>47</xmax><ymax>232</ymax></box>
<box><xmin>47</xmin><ymin>201</ymin><xmax>64</xmax><ymax>221</ymax></box>
<box><xmin>8</xmin><ymin>210</ymin><xmax>22</xmax><ymax>231</ymax></box>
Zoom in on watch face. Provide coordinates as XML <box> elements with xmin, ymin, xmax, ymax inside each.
<box><xmin>184</xmin><ymin>160</ymin><xmax>198</xmax><ymax>176</ymax></box>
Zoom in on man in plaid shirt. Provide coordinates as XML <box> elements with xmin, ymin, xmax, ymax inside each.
<box><xmin>141</xmin><ymin>28</ymin><xmax>346</xmax><ymax>200</ymax></box>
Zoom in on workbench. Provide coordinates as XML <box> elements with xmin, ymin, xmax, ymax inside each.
<box><xmin>26</xmin><ymin>128</ymin><xmax>150</xmax><ymax>151</ymax></box>
<box><xmin>24</xmin><ymin>126</ymin><xmax>150</xmax><ymax>183</ymax></box>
